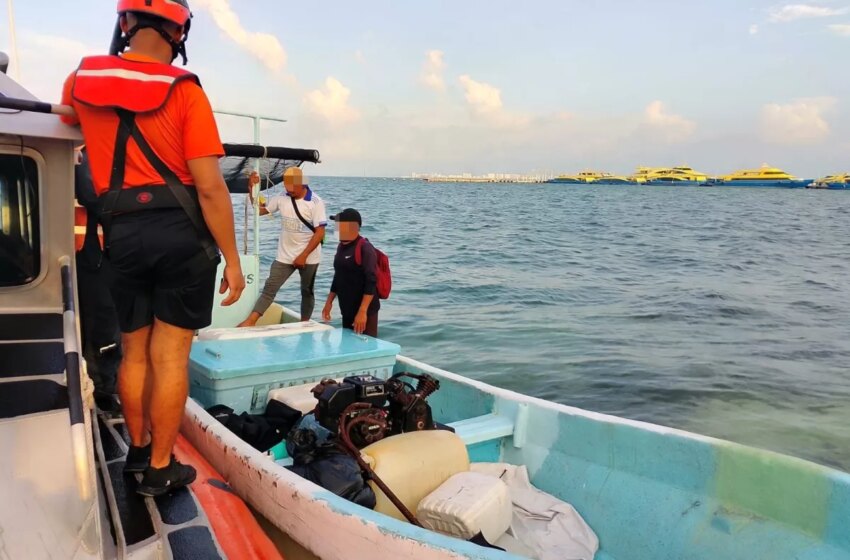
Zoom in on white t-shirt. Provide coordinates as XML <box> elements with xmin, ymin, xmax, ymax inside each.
<box><xmin>265</xmin><ymin>188</ymin><xmax>327</xmax><ymax>265</ymax></box>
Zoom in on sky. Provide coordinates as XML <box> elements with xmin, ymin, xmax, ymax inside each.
<box><xmin>3</xmin><ymin>0</ymin><xmax>850</xmax><ymax>177</ymax></box>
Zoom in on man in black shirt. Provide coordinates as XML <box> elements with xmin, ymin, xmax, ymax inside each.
<box><xmin>322</xmin><ymin>209</ymin><xmax>380</xmax><ymax>337</ymax></box>
<box><xmin>75</xmin><ymin>148</ymin><xmax>122</xmax><ymax>413</ymax></box>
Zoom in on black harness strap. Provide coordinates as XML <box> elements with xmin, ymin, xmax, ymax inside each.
<box><xmin>101</xmin><ymin>109</ymin><xmax>218</xmax><ymax>262</ymax></box>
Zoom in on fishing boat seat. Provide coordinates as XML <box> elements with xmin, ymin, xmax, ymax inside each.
<box><xmin>448</xmin><ymin>414</ymin><xmax>515</xmax><ymax>446</ymax></box>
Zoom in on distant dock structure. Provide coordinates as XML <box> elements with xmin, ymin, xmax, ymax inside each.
<box><xmin>412</xmin><ymin>172</ymin><xmax>553</xmax><ymax>184</ymax></box>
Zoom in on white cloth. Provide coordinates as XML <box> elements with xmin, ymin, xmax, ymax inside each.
<box><xmin>471</xmin><ymin>463</ymin><xmax>598</xmax><ymax>560</ymax></box>
<box><xmin>265</xmin><ymin>188</ymin><xmax>327</xmax><ymax>265</ymax></box>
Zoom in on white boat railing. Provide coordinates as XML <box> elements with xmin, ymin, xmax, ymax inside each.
<box><xmin>60</xmin><ymin>255</ymin><xmax>91</xmax><ymax>501</ymax></box>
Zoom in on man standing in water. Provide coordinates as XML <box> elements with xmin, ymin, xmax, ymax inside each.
<box><xmin>322</xmin><ymin>209</ymin><xmax>381</xmax><ymax>337</ymax></box>
<box><xmin>239</xmin><ymin>167</ymin><xmax>327</xmax><ymax>326</ymax></box>
<box><xmin>62</xmin><ymin>0</ymin><xmax>244</xmax><ymax>496</ymax></box>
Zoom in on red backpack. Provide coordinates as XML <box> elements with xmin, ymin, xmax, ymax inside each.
<box><xmin>355</xmin><ymin>238</ymin><xmax>392</xmax><ymax>300</ymax></box>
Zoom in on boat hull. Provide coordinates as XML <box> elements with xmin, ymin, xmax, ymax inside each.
<box><xmin>714</xmin><ymin>179</ymin><xmax>810</xmax><ymax>188</ymax></box>
<box><xmin>809</xmin><ymin>183</ymin><xmax>849</xmax><ymax>190</ymax></box>
<box><xmin>646</xmin><ymin>180</ymin><xmax>705</xmax><ymax>187</ymax></box>
<box><xmin>547</xmin><ymin>178</ymin><xmax>589</xmax><ymax>184</ymax></box>
<box><xmin>593</xmin><ymin>179</ymin><xmax>638</xmax><ymax>185</ymax></box>
<box><xmin>183</xmin><ymin>352</ymin><xmax>850</xmax><ymax>560</ymax></box>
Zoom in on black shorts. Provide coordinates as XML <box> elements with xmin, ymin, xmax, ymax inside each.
<box><xmin>105</xmin><ymin>208</ymin><xmax>220</xmax><ymax>333</ymax></box>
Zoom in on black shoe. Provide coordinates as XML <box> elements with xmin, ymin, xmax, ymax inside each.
<box><xmin>123</xmin><ymin>444</ymin><xmax>151</xmax><ymax>474</ymax></box>
<box><xmin>136</xmin><ymin>458</ymin><xmax>196</xmax><ymax>497</ymax></box>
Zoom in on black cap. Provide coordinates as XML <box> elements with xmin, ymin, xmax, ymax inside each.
<box><xmin>330</xmin><ymin>208</ymin><xmax>362</xmax><ymax>226</ymax></box>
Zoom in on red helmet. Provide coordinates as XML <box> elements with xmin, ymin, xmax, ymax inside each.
<box><xmin>117</xmin><ymin>0</ymin><xmax>191</xmax><ymax>27</ymax></box>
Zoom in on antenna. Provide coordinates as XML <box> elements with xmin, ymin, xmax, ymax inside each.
<box><xmin>6</xmin><ymin>0</ymin><xmax>20</xmax><ymax>80</ymax></box>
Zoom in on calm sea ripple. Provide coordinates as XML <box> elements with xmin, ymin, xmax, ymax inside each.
<box><xmin>236</xmin><ymin>179</ymin><xmax>850</xmax><ymax>469</ymax></box>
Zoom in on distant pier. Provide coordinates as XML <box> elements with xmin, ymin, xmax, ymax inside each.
<box><xmin>412</xmin><ymin>172</ymin><xmax>553</xmax><ymax>184</ymax></box>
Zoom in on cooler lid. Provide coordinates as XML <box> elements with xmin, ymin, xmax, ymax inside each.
<box><xmin>190</xmin><ymin>328</ymin><xmax>401</xmax><ymax>380</ymax></box>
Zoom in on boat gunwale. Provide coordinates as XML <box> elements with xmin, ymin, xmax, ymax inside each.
<box><xmin>181</xmin><ymin>397</ymin><xmax>523</xmax><ymax>560</ymax></box>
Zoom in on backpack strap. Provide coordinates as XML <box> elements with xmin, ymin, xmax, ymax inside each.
<box><xmin>291</xmin><ymin>195</ymin><xmax>325</xmax><ymax>246</ymax></box>
<box><xmin>354</xmin><ymin>237</ymin><xmax>365</xmax><ymax>266</ymax></box>
<box><xmin>290</xmin><ymin>195</ymin><xmax>316</xmax><ymax>232</ymax></box>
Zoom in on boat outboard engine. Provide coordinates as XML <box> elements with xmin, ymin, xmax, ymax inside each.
<box><xmin>312</xmin><ymin>373</ymin><xmax>441</xmax><ymax>448</ymax></box>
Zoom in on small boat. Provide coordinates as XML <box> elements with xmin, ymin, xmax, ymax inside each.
<box><xmin>809</xmin><ymin>173</ymin><xmax>850</xmax><ymax>189</ymax></box>
<box><xmin>184</xmin><ymin>309</ymin><xmax>850</xmax><ymax>560</ymax></box>
<box><xmin>716</xmin><ymin>165</ymin><xmax>810</xmax><ymax>188</ymax></box>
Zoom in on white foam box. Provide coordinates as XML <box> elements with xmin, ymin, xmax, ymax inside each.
<box><xmin>417</xmin><ymin>471</ymin><xmax>513</xmax><ymax>542</ymax></box>
<box><xmin>267</xmin><ymin>379</ymin><xmax>343</xmax><ymax>415</ymax></box>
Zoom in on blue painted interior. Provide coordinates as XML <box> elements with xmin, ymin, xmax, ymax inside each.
<box><xmin>189</xmin><ymin>330</ymin><xmax>399</xmax><ymax>412</ymax></box>
<box><xmin>190</xmin><ymin>324</ymin><xmax>850</xmax><ymax>559</ymax></box>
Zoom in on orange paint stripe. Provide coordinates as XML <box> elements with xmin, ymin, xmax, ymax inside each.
<box><xmin>174</xmin><ymin>436</ymin><xmax>284</xmax><ymax>560</ymax></box>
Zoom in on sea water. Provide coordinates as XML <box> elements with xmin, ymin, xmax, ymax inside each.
<box><xmin>237</xmin><ymin>179</ymin><xmax>850</xmax><ymax>469</ymax></box>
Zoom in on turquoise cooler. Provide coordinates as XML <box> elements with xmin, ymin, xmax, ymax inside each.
<box><xmin>189</xmin><ymin>329</ymin><xmax>401</xmax><ymax>413</ymax></box>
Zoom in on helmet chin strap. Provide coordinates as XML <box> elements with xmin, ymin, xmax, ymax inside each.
<box><xmin>110</xmin><ymin>18</ymin><xmax>190</xmax><ymax>65</ymax></box>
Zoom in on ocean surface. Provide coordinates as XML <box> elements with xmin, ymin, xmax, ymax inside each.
<box><xmin>239</xmin><ymin>179</ymin><xmax>850</xmax><ymax>470</ymax></box>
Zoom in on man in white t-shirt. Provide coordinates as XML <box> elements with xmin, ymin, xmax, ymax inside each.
<box><xmin>238</xmin><ymin>167</ymin><xmax>327</xmax><ymax>326</ymax></box>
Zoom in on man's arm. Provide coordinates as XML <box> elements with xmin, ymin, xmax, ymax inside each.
<box><xmin>187</xmin><ymin>156</ymin><xmax>244</xmax><ymax>305</ymax></box>
<box><xmin>293</xmin><ymin>226</ymin><xmax>326</xmax><ymax>268</ymax></box>
<box><xmin>353</xmin><ymin>244</ymin><xmax>378</xmax><ymax>334</ymax></box>
<box><xmin>60</xmin><ymin>74</ymin><xmax>80</xmax><ymax>126</ymax></box>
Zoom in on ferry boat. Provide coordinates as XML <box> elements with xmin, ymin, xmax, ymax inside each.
<box><xmin>809</xmin><ymin>173</ymin><xmax>850</xmax><ymax>189</ymax></box>
<box><xmin>591</xmin><ymin>174</ymin><xmax>638</xmax><ymax>185</ymax></box>
<box><xmin>3</xmin><ymin>55</ymin><xmax>850</xmax><ymax>560</ymax></box>
<box><xmin>629</xmin><ymin>167</ymin><xmax>669</xmax><ymax>184</ymax></box>
<box><xmin>547</xmin><ymin>170</ymin><xmax>608</xmax><ymax>184</ymax></box>
<box><xmin>715</xmin><ymin>166</ymin><xmax>809</xmax><ymax>188</ymax></box>
<box><xmin>646</xmin><ymin>166</ymin><xmax>711</xmax><ymax>186</ymax></box>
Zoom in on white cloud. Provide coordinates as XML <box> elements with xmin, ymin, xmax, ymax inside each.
<box><xmin>457</xmin><ymin>75</ymin><xmax>530</xmax><ymax>128</ymax></box>
<box><xmin>420</xmin><ymin>50</ymin><xmax>446</xmax><ymax>92</ymax></box>
<box><xmin>769</xmin><ymin>4</ymin><xmax>848</xmax><ymax>22</ymax></box>
<box><xmin>304</xmin><ymin>77</ymin><xmax>359</xmax><ymax>124</ymax></box>
<box><xmin>760</xmin><ymin>97</ymin><xmax>836</xmax><ymax>144</ymax></box>
<box><xmin>828</xmin><ymin>23</ymin><xmax>850</xmax><ymax>34</ymax></box>
<box><xmin>642</xmin><ymin>101</ymin><xmax>696</xmax><ymax>143</ymax></box>
<box><xmin>355</xmin><ymin>50</ymin><xmax>366</xmax><ymax>64</ymax></box>
<box><xmin>193</xmin><ymin>0</ymin><xmax>286</xmax><ymax>73</ymax></box>
<box><xmin>750</xmin><ymin>24</ymin><xmax>760</xmax><ymax>35</ymax></box>
<box><xmin>458</xmin><ymin>74</ymin><xmax>504</xmax><ymax>115</ymax></box>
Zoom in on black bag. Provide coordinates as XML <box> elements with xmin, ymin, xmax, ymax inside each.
<box><xmin>286</xmin><ymin>438</ymin><xmax>376</xmax><ymax>509</ymax></box>
<box><xmin>207</xmin><ymin>400</ymin><xmax>302</xmax><ymax>453</ymax></box>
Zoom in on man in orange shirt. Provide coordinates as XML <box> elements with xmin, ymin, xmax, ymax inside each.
<box><xmin>61</xmin><ymin>0</ymin><xmax>244</xmax><ymax>496</ymax></box>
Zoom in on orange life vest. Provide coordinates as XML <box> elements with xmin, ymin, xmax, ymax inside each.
<box><xmin>69</xmin><ymin>55</ymin><xmax>218</xmax><ymax>261</ymax></box>
<box><xmin>71</xmin><ymin>55</ymin><xmax>200</xmax><ymax>114</ymax></box>
<box><xmin>73</xmin><ymin>203</ymin><xmax>103</xmax><ymax>253</ymax></box>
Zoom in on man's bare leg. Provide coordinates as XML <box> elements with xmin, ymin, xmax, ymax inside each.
<box><xmin>118</xmin><ymin>326</ymin><xmax>153</xmax><ymax>448</ymax></box>
<box><xmin>148</xmin><ymin>318</ymin><xmax>194</xmax><ymax>468</ymax></box>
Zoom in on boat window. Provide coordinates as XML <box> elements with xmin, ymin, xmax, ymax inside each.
<box><xmin>0</xmin><ymin>154</ymin><xmax>40</xmax><ymax>286</ymax></box>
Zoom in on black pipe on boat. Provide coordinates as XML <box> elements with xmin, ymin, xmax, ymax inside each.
<box><xmin>222</xmin><ymin>143</ymin><xmax>321</xmax><ymax>164</ymax></box>
<box><xmin>337</xmin><ymin>406</ymin><xmax>424</xmax><ymax>527</ymax></box>
<box><xmin>0</xmin><ymin>94</ymin><xmax>76</xmax><ymax>117</ymax></box>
